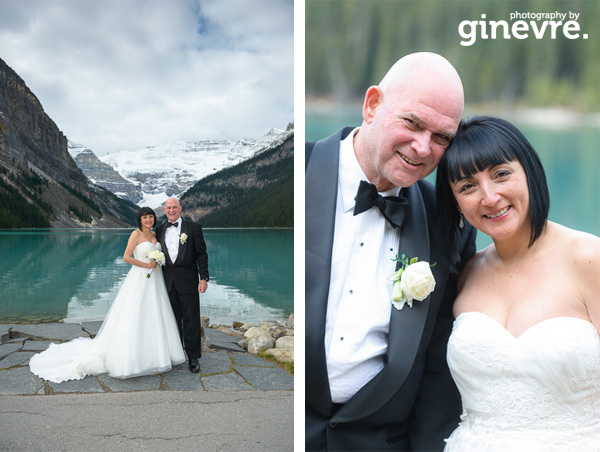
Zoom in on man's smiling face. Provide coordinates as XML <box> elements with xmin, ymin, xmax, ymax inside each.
<box><xmin>163</xmin><ymin>198</ymin><xmax>182</xmax><ymax>223</ymax></box>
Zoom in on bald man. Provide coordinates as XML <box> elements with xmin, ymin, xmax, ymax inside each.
<box><xmin>305</xmin><ymin>53</ymin><xmax>477</xmax><ymax>451</ymax></box>
<box><xmin>157</xmin><ymin>197</ymin><xmax>208</xmax><ymax>373</ymax></box>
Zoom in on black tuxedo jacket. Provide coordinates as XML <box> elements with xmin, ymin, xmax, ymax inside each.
<box><xmin>156</xmin><ymin>219</ymin><xmax>209</xmax><ymax>294</ymax></box>
<box><xmin>305</xmin><ymin>128</ymin><xmax>476</xmax><ymax>451</ymax></box>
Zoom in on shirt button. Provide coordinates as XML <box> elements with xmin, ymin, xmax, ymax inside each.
<box><xmin>340</xmin><ymin>337</ymin><xmax>344</xmax><ymax>341</ymax></box>
<box><xmin>329</xmin><ymin>422</ymin><xmax>338</xmax><ymax>428</ymax></box>
<box><xmin>349</xmin><ymin>290</ymin><xmax>353</xmax><ymax>294</ymax></box>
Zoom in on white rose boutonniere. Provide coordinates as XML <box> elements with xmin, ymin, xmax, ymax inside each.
<box><xmin>179</xmin><ymin>233</ymin><xmax>188</xmax><ymax>245</ymax></box>
<box><xmin>388</xmin><ymin>254</ymin><xmax>436</xmax><ymax>310</ymax></box>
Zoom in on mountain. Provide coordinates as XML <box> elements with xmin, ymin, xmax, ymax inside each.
<box><xmin>180</xmin><ymin>122</ymin><xmax>293</xmax><ymax>227</ymax></box>
<box><xmin>68</xmin><ymin>142</ymin><xmax>143</xmax><ymax>204</ymax></box>
<box><xmin>95</xmin><ymin>128</ymin><xmax>291</xmax><ymax>209</ymax></box>
<box><xmin>0</xmin><ymin>57</ymin><xmax>138</xmax><ymax>228</ymax></box>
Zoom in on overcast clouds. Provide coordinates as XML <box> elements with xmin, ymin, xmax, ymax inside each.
<box><xmin>0</xmin><ymin>0</ymin><xmax>293</xmax><ymax>154</ymax></box>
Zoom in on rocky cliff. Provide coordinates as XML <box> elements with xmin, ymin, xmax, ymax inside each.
<box><xmin>0</xmin><ymin>57</ymin><xmax>138</xmax><ymax>228</ymax></box>
<box><xmin>69</xmin><ymin>142</ymin><xmax>143</xmax><ymax>204</ymax></box>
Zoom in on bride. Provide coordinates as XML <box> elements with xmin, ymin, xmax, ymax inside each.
<box><xmin>29</xmin><ymin>207</ymin><xmax>185</xmax><ymax>383</ymax></box>
<box><xmin>436</xmin><ymin>116</ymin><xmax>600</xmax><ymax>451</ymax></box>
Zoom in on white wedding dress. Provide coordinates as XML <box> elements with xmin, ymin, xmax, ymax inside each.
<box><xmin>444</xmin><ymin>312</ymin><xmax>600</xmax><ymax>451</ymax></box>
<box><xmin>30</xmin><ymin>242</ymin><xmax>185</xmax><ymax>383</ymax></box>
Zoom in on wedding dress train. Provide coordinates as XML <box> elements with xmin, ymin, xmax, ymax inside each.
<box><xmin>444</xmin><ymin>312</ymin><xmax>600</xmax><ymax>451</ymax></box>
<box><xmin>29</xmin><ymin>241</ymin><xmax>185</xmax><ymax>383</ymax></box>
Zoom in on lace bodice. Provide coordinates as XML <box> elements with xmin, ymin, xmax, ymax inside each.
<box><xmin>133</xmin><ymin>241</ymin><xmax>161</xmax><ymax>263</ymax></box>
<box><xmin>445</xmin><ymin>312</ymin><xmax>600</xmax><ymax>451</ymax></box>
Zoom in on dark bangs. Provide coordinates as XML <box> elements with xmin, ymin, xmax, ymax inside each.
<box><xmin>443</xmin><ymin>120</ymin><xmax>520</xmax><ymax>184</ymax></box>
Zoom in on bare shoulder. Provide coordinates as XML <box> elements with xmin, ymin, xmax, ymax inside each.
<box><xmin>552</xmin><ymin>224</ymin><xmax>600</xmax><ymax>331</ymax></box>
<box><xmin>550</xmin><ymin>224</ymin><xmax>600</xmax><ymax>308</ymax></box>
<box><xmin>572</xmin><ymin>230</ymin><xmax>600</xmax><ymax>274</ymax></box>
<box><xmin>553</xmin><ymin>222</ymin><xmax>600</xmax><ymax>267</ymax></box>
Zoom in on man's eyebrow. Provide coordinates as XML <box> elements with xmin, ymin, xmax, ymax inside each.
<box><xmin>406</xmin><ymin>112</ymin><xmax>455</xmax><ymax>139</ymax></box>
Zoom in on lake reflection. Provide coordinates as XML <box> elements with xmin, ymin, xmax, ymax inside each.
<box><xmin>0</xmin><ymin>229</ymin><xmax>293</xmax><ymax>325</ymax></box>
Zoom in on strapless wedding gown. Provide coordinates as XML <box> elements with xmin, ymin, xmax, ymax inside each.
<box><xmin>444</xmin><ymin>312</ymin><xmax>600</xmax><ymax>451</ymax></box>
<box><xmin>30</xmin><ymin>242</ymin><xmax>185</xmax><ymax>383</ymax></box>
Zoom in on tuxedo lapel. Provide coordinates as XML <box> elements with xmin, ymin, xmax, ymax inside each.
<box><xmin>333</xmin><ymin>183</ymin><xmax>433</xmax><ymax>422</ymax></box>
<box><xmin>305</xmin><ymin>128</ymin><xmax>350</xmax><ymax>414</ymax></box>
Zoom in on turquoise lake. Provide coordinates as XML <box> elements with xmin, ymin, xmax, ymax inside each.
<box><xmin>0</xmin><ymin>228</ymin><xmax>293</xmax><ymax>325</ymax></box>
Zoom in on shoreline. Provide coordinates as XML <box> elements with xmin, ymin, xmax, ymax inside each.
<box><xmin>1</xmin><ymin>312</ymin><xmax>295</xmax><ymax>365</ymax></box>
<box><xmin>0</xmin><ymin>313</ymin><xmax>294</xmax><ymax>330</ymax></box>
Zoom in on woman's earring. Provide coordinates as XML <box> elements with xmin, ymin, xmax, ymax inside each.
<box><xmin>459</xmin><ymin>213</ymin><xmax>464</xmax><ymax>229</ymax></box>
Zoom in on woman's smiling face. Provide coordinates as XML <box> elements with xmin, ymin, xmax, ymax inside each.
<box><xmin>451</xmin><ymin>160</ymin><xmax>531</xmax><ymax>242</ymax></box>
<box><xmin>141</xmin><ymin>214</ymin><xmax>155</xmax><ymax>229</ymax></box>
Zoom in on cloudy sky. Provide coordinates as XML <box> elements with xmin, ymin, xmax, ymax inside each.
<box><xmin>0</xmin><ymin>0</ymin><xmax>293</xmax><ymax>155</ymax></box>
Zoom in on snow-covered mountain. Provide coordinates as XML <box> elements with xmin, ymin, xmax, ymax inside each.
<box><xmin>69</xmin><ymin>126</ymin><xmax>293</xmax><ymax>209</ymax></box>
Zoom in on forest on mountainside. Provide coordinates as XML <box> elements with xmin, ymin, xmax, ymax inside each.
<box><xmin>181</xmin><ymin>130</ymin><xmax>293</xmax><ymax>228</ymax></box>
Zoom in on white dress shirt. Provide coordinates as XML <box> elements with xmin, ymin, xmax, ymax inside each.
<box><xmin>165</xmin><ymin>219</ymin><xmax>182</xmax><ymax>262</ymax></box>
<box><xmin>325</xmin><ymin>129</ymin><xmax>402</xmax><ymax>403</ymax></box>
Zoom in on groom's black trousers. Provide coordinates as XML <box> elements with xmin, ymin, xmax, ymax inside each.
<box><xmin>167</xmin><ymin>288</ymin><xmax>202</xmax><ymax>359</ymax></box>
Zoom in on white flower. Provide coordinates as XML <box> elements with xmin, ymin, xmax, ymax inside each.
<box><xmin>147</xmin><ymin>250</ymin><xmax>166</xmax><ymax>278</ymax></box>
<box><xmin>179</xmin><ymin>233</ymin><xmax>188</xmax><ymax>245</ymax></box>
<box><xmin>388</xmin><ymin>256</ymin><xmax>436</xmax><ymax>310</ymax></box>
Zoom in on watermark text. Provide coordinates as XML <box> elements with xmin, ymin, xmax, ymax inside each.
<box><xmin>459</xmin><ymin>12</ymin><xmax>588</xmax><ymax>46</ymax></box>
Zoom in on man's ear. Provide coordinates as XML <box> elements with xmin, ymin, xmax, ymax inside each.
<box><xmin>362</xmin><ymin>86</ymin><xmax>383</xmax><ymax>124</ymax></box>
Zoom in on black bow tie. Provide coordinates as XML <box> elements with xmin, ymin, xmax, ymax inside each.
<box><xmin>354</xmin><ymin>180</ymin><xmax>408</xmax><ymax>229</ymax></box>
<box><xmin>168</xmin><ymin>222</ymin><xmax>179</xmax><ymax>228</ymax></box>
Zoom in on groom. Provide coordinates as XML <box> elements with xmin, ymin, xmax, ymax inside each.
<box><xmin>157</xmin><ymin>197</ymin><xmax>209</xmax><ymax>373</ymax></box>
<box><xmin>305</xmin><ymin>53</ymin><xmax>477</xmax><ymax>451</ymax></box>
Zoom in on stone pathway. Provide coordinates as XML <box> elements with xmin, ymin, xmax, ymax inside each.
<box><xmin>0</xmin><ymin>322</ymin><xmax>293</xmax><ymax>396</ymax></box>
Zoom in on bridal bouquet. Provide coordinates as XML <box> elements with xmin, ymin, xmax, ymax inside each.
<box><xmin>147</xmin><ymin>250</ymin><xmax>166</xmax><ymax>278</ymax></box>
<box><xmin>388</xmin><ymin>254</ymin><xmax>436</xmax><ymax>310</ymax></box>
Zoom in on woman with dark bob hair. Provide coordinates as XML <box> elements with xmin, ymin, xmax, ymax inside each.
<box><xmin>436</xmin><ymin>116</ymin><xmax>600</xmax><ymax>450</ymax></box>
<box><xmin>30</xmin><ymin>207</ymin><xmax>185</xmax><ymax>383</ymax></box>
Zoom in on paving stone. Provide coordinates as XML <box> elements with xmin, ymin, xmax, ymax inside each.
<box><xmin>163</xmin><ymin>370</ymin><xmax>205</xmax><ymax>391</ymax></box>
<box><xmin>9</xmin><ymin>324</ymin><xmax>88</xmax><ymax>341</ymax></box>
<box><xmin>0</xmin><ymin>343</ymin><xmax>22</xmax><ymax>360</ymax></box>
<box><xmin>205</xmin><ymin>328</ymin><xmax>246</xmax><ymax>353</ymax></box>
<box><xmin>233</xmin><ymin>354</ymin><xmax>278</xmax><ymax>367</ymax></box>
<box><xmin>233</xmin><ymin>365</ymin><xmax>293</xmax><ymax>391</ymax></box>
<box><xmin>0</xmin><ymin>366</ymin><xmax>44</xmax><ymax>395</ymax></box>
<box><xmin>21</xmin><ymin>340</ymin><xmax>57</xmax><ymax>352</ymax></box>
<box><xmin>202</xmin><ymin>372</ymin><xmax>254</xmax><ymax>391</ymax></box>
<box><xmin>200</xmin><ymin>350</ymin><xmax>233</xmax><ymax>375</ymax></box>
<box><xmin>99</xmin><ymin>374</ymin><xmax>161</xmax><ymax>392</ymax></box>
<box><xmin>0</xmin><ymin>351</ymin><xmax>35</xmax><ymax>369</ymax></box>
<box><xmin>81</xmin><ymin>321</ymin><xmax>103</xmax><ymax>337</ymax></box>
<box><xmin>49</xmin><ymin>376</ymin><xmax>105</xmax><ymax>393</ymax></box>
